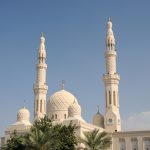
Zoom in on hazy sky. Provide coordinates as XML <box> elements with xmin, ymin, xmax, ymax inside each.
<box><xmin>0</xmin><ymin>0</ymin><xmax>150</xmax><ymax>136</ymax></box>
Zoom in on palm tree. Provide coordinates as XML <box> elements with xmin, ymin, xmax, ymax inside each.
<box><xmin>78</xmin><ymin>129</ymin><xmax>112</xmax><ymax>150</ymax></box>
<box><xmin>25</xmin><ymin>116</ymin><xmax>53</xmax><ymax>150</ymax></box>
<box><xmin>26</xmin><ymin>128</ymin><xmax>52</xmax><ymax>150</ymax></box>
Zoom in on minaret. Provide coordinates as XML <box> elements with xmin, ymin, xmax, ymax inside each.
<box><xmin>103</xmin><ymin>18</ymin><xmax>121</xmax><ymax>132</ymax></box>
<box><xmin>33</xmin><ymin>33</ymin><xmax>48</xmax><ymax>120</ymax></box>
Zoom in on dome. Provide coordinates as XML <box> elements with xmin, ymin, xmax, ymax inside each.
<box><xmin>93</xmin><ymin>111</ymin><xmax>104</xmax><ymax>128</ymax></box>
<box><xmin>68</xmin><ymin>101</ymin><xmax>81</xmax><ymax>117</ymax></box>
<box><xmin>47</xmin><ymin>89</ymin><xmax>79</xmax><ymax>121</ymax></box>
<box><xmin>17</xmin><ymin>107</ymin><xmax>30</xmax><ymax>122</ymax></box>
<box><xmin>48</xmin><ymin>90</ymin><xmax>78</xmax><ymax>110</ymax></box>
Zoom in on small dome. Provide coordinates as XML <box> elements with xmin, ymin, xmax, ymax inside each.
<box><xmin>93</xmin><ymin>111</ymin><xmax>104</xmax><ymax>128</ymax></box>
<box><xmin>48</xmin><ymin>90</ymin><xmax>78</xmax><ymax>110</ymax></box>
<box><xmin>17</xmin><ymin>107</ymin><xmax>30</xmax><ymax>122</ymax></box>
<box><xmin>68</xmin><ymin>101</ymin><xmax>81</xmax><ymax>117</ymax></box>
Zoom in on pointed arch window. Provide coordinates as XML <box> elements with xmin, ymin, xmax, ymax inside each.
<box><xmin>105</xmin><ymin>91</ymin><xmax>107</xmax><ymax>107</ymax></box>
<box><xmin>44</xmin><ymin>100</ymin><xmax>45</xmax><ymax>113</ymax></box>
<box><xmin>40</xmin><ymin>100</ymin><xmax>42</xmax><ymax>113</ymax></box>
<box><xmin>109</xmin><ymin>91</ymin><xmax>111</xmax><ymax>104</ymax></box>
<box><xmin>55</xmin><ymin>114</ymin><xmax>57</xmax><ymax>119</ymax></box>
<box><xmin>113</xmin><ymin>91</ymin><xmax>116</xmax><ymax>106</ymax></box>
<box><xmin>119</xmin><ymin>138</ymin><xmax>126</xmax><ymax>150</ymax></box>
<box><xmin>36</xmin><ymin>100</ymin><xmax>38</xmax><ymax>112</ymax></box>
<box><xmin>131</xmin><ymin>138</ymin><xmax>138</xmax><ymax>150</ymax></box>
<box><xmin>52</xmin><ymin>114</ymin><xmax>54</xmax><ymax>120</ymax></box>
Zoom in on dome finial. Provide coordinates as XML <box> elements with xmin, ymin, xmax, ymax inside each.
<box><xmin>97</xmin><ymin>105</ymin><xmax>100</xmax><ymax>114</ymax></box>
<box><xmin>23</xmin><ymin>100</ymin><xmax>26</xmax><ymax>108</ymax></box>
<box><xmin>108</xmin><ymin>16</ymin><xmax>111</xmax><ymax>22</ymax></box>
<box><xmin>61</xmin><ymin>80</ymin><xmax>65</xmax><ymax>90</ymax></box>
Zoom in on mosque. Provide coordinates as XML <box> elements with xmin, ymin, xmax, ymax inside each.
<box><xmin>1</xmin><ymin>18</ymin><xmax>150</xmax><ymax>150</ymax></box>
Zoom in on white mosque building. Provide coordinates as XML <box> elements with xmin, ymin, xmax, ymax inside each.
<box><xmin>1</xmin><ymin>18</ymin><xmax>150</xmax><ymax>150</ymax></box>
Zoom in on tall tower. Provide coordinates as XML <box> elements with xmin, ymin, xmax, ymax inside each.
<box><xmin>33</xmin><ymin>33</ymin><xmax>48</xmax><ymax>120</ymax></box>
<box><xmin>103</xmin><ymin>18</ymin><xmax>121</xmax><ymax>132</ymax></box>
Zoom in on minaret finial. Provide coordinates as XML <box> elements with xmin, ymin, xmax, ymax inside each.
<box><xmin>106</xmin><ymin>17</ymin><xmax>115</xmax><ymax>50</ymax></box>
<box><xmin>41</xmin><ymin>32</ymin><xmax>44</xmax><ymax>37</ymax></box>
<box><xmin>61</xmin><ymin>80</ymin><xmax>65</xmax><ymax>90</ymax></box>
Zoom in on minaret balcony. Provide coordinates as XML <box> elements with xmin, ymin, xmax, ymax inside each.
<box><xmin>103</xmin><ymin>73</ymin><xmax>120</xmax><ymax>84</ymax></box>
<box><xmin>105</xmin><ymin>50</ymin><xmax>116</xmax><ymax>56</ymax></box>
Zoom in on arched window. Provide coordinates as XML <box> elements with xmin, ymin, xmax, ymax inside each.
<box><xmin>36</xmin><ymin>100</ymin><xmax>38</xmax><ymax>112</ymax></box>
<box><xmin>105</xmin><ymin>91</ymin><xmax>107</xmax><ymax>107</ymax></box>
<box><xmin>109</xmin><ymin>91</ymin><xmax>111</xmax><ymax>104</ymax></box>
<box><xmin>44</xmin><ymin>100</ymin><xmax>45</xmax><ymax>112</ymax></box>
<box><xmin>64</xmin><ymin>114</ymin><xmax>67</xmax><ymax>119</ymax></box>
<box><xmin>52</xmin><ymin>114</ymin><xmax>54</xmax><ymax>119</ymax></box>
<box><xmin>131</xmin><ymin>138</ymin><xmax>138</xmax><ymax>150</ymax></box>
<box><xmin>119</xmin><ymin>138</ymin><xmax>126</xmax><ymax>150</ymax></box>
<box><xmin>55</xmin><ymin>114</ymin><xmax>57</xmax><ymax>119</ymax></box>
<box><xmin>40</xmin><ymin>100</ymin><xmax>42</xmax><ymax>113</ymax></box>
<box><xmin>113</xmin><ymin>91</ymin><xmax>116</xmax><ymax>106</ymax></box>
<box><xmin>143</xmin><ymin>137</ymin><xmax>150</xmax><ymax>150</ymax></box>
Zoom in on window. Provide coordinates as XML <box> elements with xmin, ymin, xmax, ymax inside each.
<box><xmin>143</xmin><ymin>137</ymin><xmax>150</xmax><ymax>150</ymax></box>
<box><xmin>52</xmin><ymin>115</ymin><xmax>54</xmax><ymax>119</ymax></box>
<box><xmin>64</xmin><ymin>114</ymin><xmax>67</xmax><ymax>119</ymax></box>
<box><xmin>44</xmin><ymin>100</ymin><xmax>45</xmax><ymax>112</ymax></box>
<box><xmin>131</xmin><ymin>138</ymin><xmax>138</xmax><ymax>150</ymax></box>
<box><xmin>119</xmin><ymin>138</ymin><xmax>126</xmax><ymax>150</ymax></box>
<box><xmin>105</xmin><ymin>91</ymin><xmax>107</xmax><ymax>107</ymax></box>
<box><xmin>55</xmin><ymin>114</ymin><xmax>57</xmax><ymax>119</ymax></box>
<box><xmin>109</xmin><ymin>91</ymin><xmax>111</xmax><ymax>104</ymax></box>
<box><xmin>109</xmin><ymin>118</ymin><xmax>113</xmax><ymax>123</ymax></box>
<box><xmin>36</xmin><ymin>100</ymin><xmax>38</xmax><ymax>112</ymax></box>
<box><xmin>113</xmin><ymin>91</ymin><xmax>116</xmax><ymax>106</ymax></box>
<box><xmin>40</xmin><ymin>100</ymin><xmax>42</xmax><ymax>113</ymax></box>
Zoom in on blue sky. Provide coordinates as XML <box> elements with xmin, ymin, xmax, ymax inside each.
<box><xmin>0</xmin><ymin>0</ymin><xmax>150</xmax><ymax>136</ymax></box>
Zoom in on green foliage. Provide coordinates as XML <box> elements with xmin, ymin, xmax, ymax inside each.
<box><xmin>3</xmin><ymin>116</ymin><xmax>77</xmax><ymax>150</ymax></box>
<box><xmin>25</xmin><ymin>116</ymin><xmax>53</xmax><ymax>150</ymax></box>
<box><xmin>2</xmin><ymin>131</ymin><xmax>26</xmax><ymax>150</ymax></box>
<box><xmin>79</xmin><ymin>129</ymin><xmax>112</xmax><ymax>150</ymax></box>
<box><xmin>32</xmin><ymin>116</ymin><xmax>52</xmax><ymax>132</ymax></box>
<box><xmin>51</xmin><ymin>123</ymin><xmax>77</xmax><ymax>150</ymax></box>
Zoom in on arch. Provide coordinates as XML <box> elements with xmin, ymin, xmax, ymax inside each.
<box><xmin>113</xmin><ymin>91</ymin><xmax>116</xmax><ymax>106</ymax></box>
<box><xmin>109</xmin><ymin>91</ymin><xmax>111</xmax><ymax>104</ymax></box>
<box><xmin>131</xmin><ymin>138</ymin><xmax>138</xmax><ymax>150</ymax></box>
<box><xmin>55</xmin><ymin>114</ymin><xmax>57</xmax><ymax>119</ymax></box>
<box><xmin>52</xmin><ymin>114</ymin><xmax>54</xmax><ymax>119</ymax></box>
<box><xmin>40</xmin><ymin>100</ymin><xmax>42</xmax><ymax>113</ymax></box>
<box><xmin>36</xmin><ymin>100</ymin><xmax>38</xmax><ymax>112</ymax></box>
<box><xmin>119</xmin><ymin>138</ymin><xmax>126</xmax><ymax>150</ymax></box>
<box><xmin>105</xmin><ymin>91</ymin><xmax>107</xmax><ymax>107</ymax></box>
<box><xmin>64</xmin><ymin>114</ymin><xmax>67</xmax><ymax>119</ymax></box>
<box><xmin>44</xmin><ymin>100</ymin><xmax>45</xmax><ymax>113</ymax></box>
<box><xmin>143</xmin><ymin>137</ymin><xmax>150</xmax><ymax>150</ymax></box>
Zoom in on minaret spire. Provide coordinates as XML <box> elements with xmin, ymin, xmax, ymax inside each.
<box><xmin>103</xmin><ymin>18</ymin><xmax>121</xmax><ymax>132</ymax></box>
<box><xmin>33</xmin><ymin>34</ymin><xmax>48</xmax><ymax>120</ymax></box>
<box><xmin>38</xmin><ymin>33</ymin><xmax>46</xmax><ymax>64</ymax></box>
<box><xmin>106</xmin><ymin>17</ymin><xmax>115</xmax><ymax>51</ymax></box>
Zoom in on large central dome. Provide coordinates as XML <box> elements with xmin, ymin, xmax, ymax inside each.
<box><xmin>48</xmin><ymin>90</ymin><xmax>78</xmax><ymax>110</ymax></box>
<box><xmin>47</xmin><ymin>89</ymin><xmax>79</xmax><ymax>121</ymax></box>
